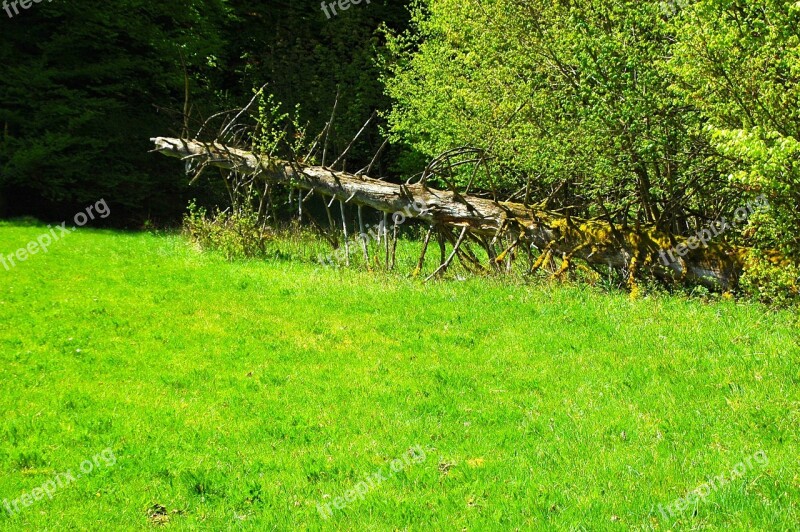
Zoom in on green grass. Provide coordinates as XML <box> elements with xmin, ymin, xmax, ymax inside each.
<box><xmin>0</xmin><ymin>221</ymin><xmax>798</xmax><ymax>530</ymax></box>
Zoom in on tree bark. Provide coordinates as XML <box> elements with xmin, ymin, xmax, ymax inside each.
<box><xmin>151</xmin><ymin>136</ymin><xmax>751</xmax><ymax>289</ymax></box>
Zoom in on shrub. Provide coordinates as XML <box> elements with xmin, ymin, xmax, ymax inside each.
<box><xmin>183</xmin><ymin>201</ymin><xmax>272</xmax><ymax>260</ymax></box>
<box><xmin>740</xmin><ymin>251</ymin><xmax>800</xmax><ymax>307</ymax></box>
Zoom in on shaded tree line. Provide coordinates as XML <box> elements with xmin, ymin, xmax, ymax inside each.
<box><xmin>0</xmin><ymin>0</ymin><xmax>411</xmax><ymax>226</ymax></box>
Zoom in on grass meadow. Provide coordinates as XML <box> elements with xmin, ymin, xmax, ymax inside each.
<box><xmin>0</xmin><ymin>221</ymin><xmax>798</xmax><ymax>530</ymax></box>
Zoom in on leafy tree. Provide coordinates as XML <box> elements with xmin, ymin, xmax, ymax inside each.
<box><xmin>671</xmin><ymin>0</ymin><xmax>800</xmax><ymax>261</ymax></box>
<box><xmin>384</xmin><ymin>0</ymin><xmax>737</xmax><ymax>233</ymax></box>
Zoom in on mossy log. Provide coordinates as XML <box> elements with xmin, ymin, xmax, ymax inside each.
<box><xmin>151</xmin><ymin>136</ymin><xmax>751</xmax><ymax>289</ymax></box>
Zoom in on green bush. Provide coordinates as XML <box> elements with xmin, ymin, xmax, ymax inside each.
<box><xmin>740</xmin><ymin>251</ymin><xmax>800</xmax><ymax>307</ymax></box>
<box><xmin>183</xmin><ymin>201</ymin><xmax>272</xmax><ymax>261</ymax></box>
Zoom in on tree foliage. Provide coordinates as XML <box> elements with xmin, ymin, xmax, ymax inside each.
<box><xmin>671</xmin><ymin>0</ymin><xmax>800</xmax><ymax>261</ymax></box>
<box><xmin>383</xmin><ymin>0</ymin><xmax>799</xmax><ymax>297</ymax></box>
<box><xmin>386</xmin><ymin>1</ymin><xmax>730</xmax><ymax>226</ymax></box>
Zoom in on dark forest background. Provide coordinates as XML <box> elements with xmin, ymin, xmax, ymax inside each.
<box><xmin>0</xmin><ymin>0</ymin><xmax>412</xmax><ymax>227</ymax></box>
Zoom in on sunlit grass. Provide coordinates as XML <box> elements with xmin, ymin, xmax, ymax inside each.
<box><xmin>0</xmin><ymin>222</ymin><xmax>798</xmax><ymax>529</ymax></box>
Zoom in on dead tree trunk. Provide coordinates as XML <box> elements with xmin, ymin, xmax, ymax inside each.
<box><xmin>151</xmin><ymin>136</ymin><xmax>756</xmax><ymax>289</ymax></box>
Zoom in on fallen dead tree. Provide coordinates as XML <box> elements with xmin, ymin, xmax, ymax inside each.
<box><xmin>152</xmin><ymin>136</ymin><xmax>757</xmax><ymax>290</ymax></box>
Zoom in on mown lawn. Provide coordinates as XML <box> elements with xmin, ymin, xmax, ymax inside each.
<box><xmin>0</xmin><ymin>221</ymin><xmax>798</xmax><ymax>530</ymax></box>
